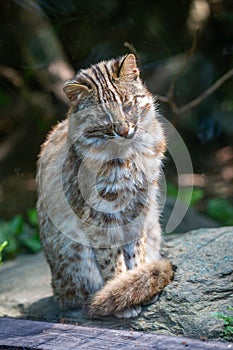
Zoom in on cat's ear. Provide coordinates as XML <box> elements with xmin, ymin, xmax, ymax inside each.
<box><xmin>63</xmin><ymin>81</ymin><xmax>90</xmax><ymax>103</ymax></box>
<box><xmin>118</xmin><ymin>54</ymin><xmax>139</xmax><ymax>80</ymax></box>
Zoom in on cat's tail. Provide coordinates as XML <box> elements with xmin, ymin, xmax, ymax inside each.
<box><xmin>86</xmin><ymin>259</ymin><xmax>174</xmax><ymax>318</ymax></box>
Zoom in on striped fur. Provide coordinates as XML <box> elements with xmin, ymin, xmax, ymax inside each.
<box><xmin>36</xmin><ymin>54</ymin><xmax>173</xmax><ymax>318</ymax></box>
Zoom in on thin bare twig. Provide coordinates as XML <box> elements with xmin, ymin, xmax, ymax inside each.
<box><xmin>157</xmin><ymin>68</ymin><xmax>233</xmax><ymax>115</ymax></box>
<box><xmin>176</xmin><ymin>68</ymin><xmax>233</xmax><ymax>114</ymax></box>
<box><xmin>167</xmin><ymin>29</ymin><xmax>200</xmax><ymax>100</ymax></box>
<box><xmin>0</xmin><ymin>65</ymin><xmax>24</xmax><ymax>88</ymax></box>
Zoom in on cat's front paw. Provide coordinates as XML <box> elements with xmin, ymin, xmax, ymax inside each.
<box><xmin>114</xmin><ymin>306</ymin><xmax>142</xmax><ymax>318</ymax></box>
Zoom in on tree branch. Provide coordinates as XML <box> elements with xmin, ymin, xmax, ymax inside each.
<box><xmin>167</xmin><ymin>30</ymin><xmax>200</xmax><ymax>102</ymax></box>
<box><xmin>0</xmin><ymin>65</ymin><xmax>24</xmax><ymax>88</ymax></box>
<box><xmin>157</xmin><ymin>68</ymin><xmax>233</xmax><ymax>115</ymax></box>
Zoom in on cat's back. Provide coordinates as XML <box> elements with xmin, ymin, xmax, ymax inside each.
<box><xmin>39</xmin><ymin>119</ymin><xmax>68</xmax><ymax>162</ymax></box>
<box><xmin>36</xmin><ymin>119</ymin><xmax>69</xmax><ymax>215</ymax></box>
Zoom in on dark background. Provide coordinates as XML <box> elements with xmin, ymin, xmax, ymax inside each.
<box><xmin>0</xmin><ymin>0</ymin><xmax>232</xmax><ymax>257</ymax></box>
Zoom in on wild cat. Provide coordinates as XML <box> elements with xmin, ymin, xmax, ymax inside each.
<box><xmin>36</xmin><ymin>54</ymin><xmax>173</xmax><ymax>318</ymax></box>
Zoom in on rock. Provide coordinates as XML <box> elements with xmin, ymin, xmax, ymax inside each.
<box><xmin>0</xmin><ymin>227</ymin><xmax>232</xmax><ymax>340</ymax></box>
<box><xmin>0</xmin><ymin>252</ymin><xmax>54</xmax><ymax>318</ymax></box>
<box><xmin>135</xmin><ymin>226</ymin><xmax>233</xmax><ymax>339</ymax></box>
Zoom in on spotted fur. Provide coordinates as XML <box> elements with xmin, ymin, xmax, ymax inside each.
<box><xmin>36</xmin><ymin>54</ymin><xmax>173</xmax><ymax>318</ymax></box>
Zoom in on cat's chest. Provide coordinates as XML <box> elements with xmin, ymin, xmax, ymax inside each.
<box><xmin>64</xmin><ymin>149</ymin><xmax>157</xmax><ymax>231</ymax></box>
<box><xmin>95</xmin><ymin>159</ymin><xmax>146</xmax><ymax>194</ymax></box>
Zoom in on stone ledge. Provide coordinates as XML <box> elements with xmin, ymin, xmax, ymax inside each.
<box><xmin>0</xmin><ymin>227</ymin><xmax>232</xmax><ymax>340</ymax></box>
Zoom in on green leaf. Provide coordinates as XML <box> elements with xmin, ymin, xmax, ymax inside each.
<box><xmin>213</xmin><ymin>307</ymin><xmax>233</xmax><ymax>340</ymax></box>
<box><xmin>167</xmin><ymin>183</ymin><xmax>178</xmax><ymax>198</ymax></box>
<box><xmin>0</xmin><ymin>221</ymin><xmax>20</xmax><ymax>257</ymax></box>
<box><xmin>8</xmin><ymin>215</ymin><xmax>24</xmax><ymax>235</ymax></box>
<box><xmin>0</xmin><ymin>210</ymin><xmax>41</xmax><ymax>258</ymax></box>
<box><xmin>20</xmin><ymin>234</ymin><xmax>41</xmax><ymax>253</ymax></box>
<box><xmin>189</xmin><ymin>188</ymin><xmax>204</xmax><ymax>206</ymax></box>
<box><xmin>207</xmin><ymin>198</ymin><xmax>233</xmax><ymax>225</ymax></box>
<box><xmin>0</xmin><ymin>240</ymin><xmax>8</xmax><ymax>252</ymax></box>
<box><xmin>19</xmin><ymin>221</ymin><xmax>41</xmax><ymax>253</ymax></box>
<box><xmin>167</xmin><ymin>183</ymin><xmax>204</xmax><ymax>207</ymax></box>
<box><xmin>0</xmin><ymin>240</ymin><xmax>8</xmax><ymax>265</ymax></box>
<box><xmin>27</xmin><ymin>208</ymin><xmax>38</xmax><ymax>226</ymax></box>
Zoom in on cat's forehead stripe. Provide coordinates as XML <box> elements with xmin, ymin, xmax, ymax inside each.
<box><xmin>78</xmin><ymin>60</ymin><xmax>123</xmax><ymax>105</ymax></box>
<box><xmin>103</xmin><ymin>62</ymin><xmax>122</xmax><ymax>103</ymax></box>
<box><xmin>92</xmin><ymin>62</ymin><xmax>122</xmax><ymax>105</ymax></box>
<box><xmin>90</xmin><ymin>66</ymin><xmax>108</xmax><ymax>103</ymax></box>
<box><xmin>93</xmin><ymin>64</ymin><xmax>117</xmax><ymax>103</ymax></box>
<box><xmin>77</xmin><ymin>57</ymin><xmax>151</xmax><ymax>112</ymax></box>
<box><xmin>80</xmin><ymin>71</ymin><xmax>101</xmax><ymax>103</ymax></box>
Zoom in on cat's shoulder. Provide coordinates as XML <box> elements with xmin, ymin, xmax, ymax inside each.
<box><xmin>37</xmin><ymin>120</ymin><xmax>69</xmax><ymax>174</ymax></box>
<box><xmin>40</xmin><ymin>119</ymin><xmax>68</xmax><ymax>152</ymax></box>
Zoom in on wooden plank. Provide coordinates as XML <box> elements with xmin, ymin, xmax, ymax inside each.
<box><xmin>0</xmin><ymin>317</ymin><xmax>232</xmax><ymax>350</ymax></box>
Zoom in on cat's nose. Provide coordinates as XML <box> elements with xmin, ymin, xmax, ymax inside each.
<box><xmin>114</xmin><ymin>122</ymin><xmax>129</xmax><ymax>137</ymax></box>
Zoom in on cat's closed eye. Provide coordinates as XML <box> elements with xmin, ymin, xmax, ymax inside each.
<box><xmin>87</xmin><ymin>124</ymin><xmax>114</xmax><ymax>138</ymax></box>
<box><xmin>123</xmin><ymin>102</ymin><xmax>132</xmax><ymax>115</ymax></box>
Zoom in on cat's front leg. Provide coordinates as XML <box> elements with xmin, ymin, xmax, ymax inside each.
<box><xmin>48</xmin><ymin>242</ymin><xmax>105</xmax><ymax>311</ymax></box>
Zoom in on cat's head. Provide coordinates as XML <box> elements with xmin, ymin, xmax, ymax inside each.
<box><xmin>64</xmin><ymin>54</ymin><xmax>156</xmax><ymax>146</ymax></box>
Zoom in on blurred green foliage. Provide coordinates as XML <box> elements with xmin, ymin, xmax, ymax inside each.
<box><xmin>167</xmin><ymin>183</ymin><xmax>204</xmax><ymax>207</ymax></box>
<box><xmin>214</xmin><ymin>307</ymin><xmax>233</xmax><ymax>341</ymax></box>
<box><xmin>167</xmin><ymin>183</ymin><xmax>233</xmax><ymax>226</ymax></box>
<box><xmin>0</xmin><ymin>208</ymin><xmax>41</xmax><ymax>261</ymax></box>
<box><xmin>207</xmin><ymin>198</ymin><xmax>233</xmax><ymax>226</ymax></box>
<box><xmin>0</xmin><ymin>87</ymin><xmax>13</xmax><ymax>107</ymax></box>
